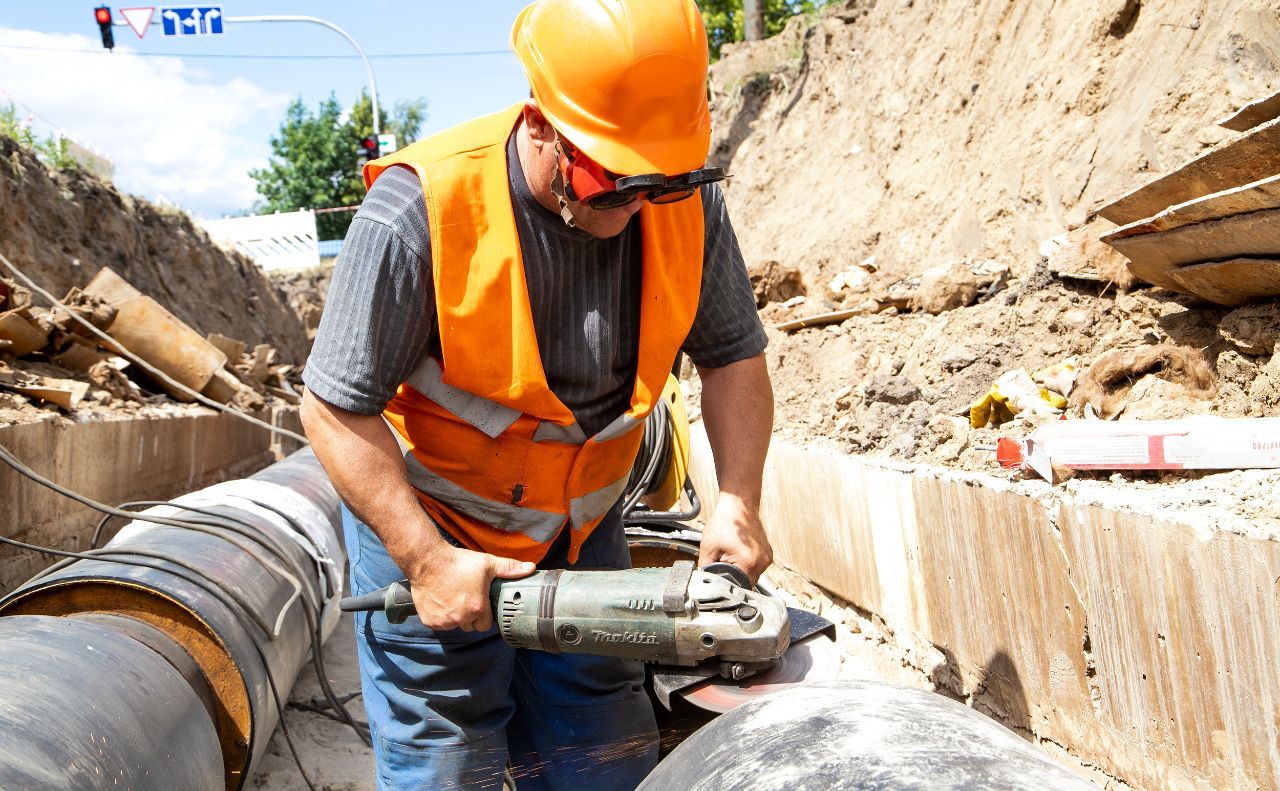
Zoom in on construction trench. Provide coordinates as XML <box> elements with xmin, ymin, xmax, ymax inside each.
<box><xmin>3</xmin><ymin>1</ymin><xmax>1280</xmax><ymax>789</ymax></box>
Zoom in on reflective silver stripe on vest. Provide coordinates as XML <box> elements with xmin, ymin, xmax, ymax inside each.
<box><xmin>569</xmin><ymin>471</ymin><xmax>631</xmax><ymax>532</ymax></box>
<box><xmin>404</xmin><ymin>453</ymin><xmax>565</xmax><ymax>543</ymax></box>
<box><xmin>533</xmin><ymin>420</ymin><xmax>587</xmax><ymax>444</ymax></box>
<box><xmin>593</xmin><ymin>413</ymin><xmax>641</xmax><ymax>443</ymax></box>
<box><xmin>405</xmin><ymin>357</ymin><xmax>521</xmax><ymax>439</ymax></box>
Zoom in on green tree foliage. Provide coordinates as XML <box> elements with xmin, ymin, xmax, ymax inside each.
<box><xmin>697</xmin><ymin>0</ymin><xmax>830</xmax><ymax>61</ymax></box>
<box><xmin>250</xmin><ymin>91</ymin><xmax>427</xmax><ymax>240</ymax></box>
<box><xmin>0</xmin><ymin>103</ymin><xmax>81</xmax><ymax>171</ymax></box>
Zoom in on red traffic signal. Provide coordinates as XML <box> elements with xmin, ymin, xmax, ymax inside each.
<box><xmin>94</xmin><ymin>6</ymin><xmax>114</xmax><ymax>50</ymax></box>
<box><xmin>356</xmin><ymin>136</ymin><xmax>380</xmax><ymax>166</ymax></box>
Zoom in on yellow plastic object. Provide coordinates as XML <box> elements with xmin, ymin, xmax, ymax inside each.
<box><xmin>642</xmin><ymin>374</ymin><xmax>692</xmax><ymax>511</ymax></box>
<box><xmin>510</xmin><ymin>0</ymin><xmax>712</xmax><ymax>176</ymax></box>
<box><xmin>969</xmin><ymin>374</ymin><xmax>1068</xmax><ymax>429</ymax></box>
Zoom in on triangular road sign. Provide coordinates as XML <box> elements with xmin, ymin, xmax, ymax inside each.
<box><xmin>120</xmin><ymin>7</ymin><xmax>155</xmax><ymax>39</ymax></box>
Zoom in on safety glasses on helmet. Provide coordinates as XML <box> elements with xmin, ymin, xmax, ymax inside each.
<box><xmin>556</xmin><ymin>138</ymin><xmax>726</xmax><ymax>210</ymax></box>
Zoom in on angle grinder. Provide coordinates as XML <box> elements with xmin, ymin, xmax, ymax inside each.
<box><xmin>340</xmin><ymin>561</ymin><xmax>836</xmax><ymax>708</ymax></box>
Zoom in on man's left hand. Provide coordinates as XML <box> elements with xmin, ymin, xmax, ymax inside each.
<box><xmin>697</xmin><ymin>494</ymin><xmax>773</xmax><ymax>585</ymax></box>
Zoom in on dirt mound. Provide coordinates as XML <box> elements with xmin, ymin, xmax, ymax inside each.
<box><xmin>710</xmin><ymin>0</ymin><xmax>1279</xmax><ymax>286</ymax></box>
<box><xmin>268</xmin><ymin>263</ymin><xmax>334</xmax><ymax>342</ymax></box>
<box><xmin>0</xmin><ymin>136</ymin><xmax>307</xmax><ymax>362</ymax></box>
<box><xmin>696</xmin><ymin>0</ymin><xmax>1280</xmax><ymax>476</ymax></box>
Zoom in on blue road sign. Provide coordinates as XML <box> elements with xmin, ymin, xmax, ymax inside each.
<box><xmin>159</xmin><ymin>6</ymin><xmax>224</xmax><ymax>37</ymax></box>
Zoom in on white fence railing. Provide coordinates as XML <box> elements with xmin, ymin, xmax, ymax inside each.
<box><xmin>201</xmin><ymin>209</ymin><xmax>319</xmax><ymax>271</ymax></box>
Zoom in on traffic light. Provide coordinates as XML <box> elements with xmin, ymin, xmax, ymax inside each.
<box><xmin>356</xmin><ymin>135</ymin><xmax>380</xmax><ymax>166</ymax></box>
<box><xmin>94</xmin><ymin>6</ymin><xmax>114</xmax><ymax>51</ymax></box>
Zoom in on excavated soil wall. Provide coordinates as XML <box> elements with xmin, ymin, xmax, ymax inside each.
<box><xmin>711</xmin><ymin>0</ymin><xmax>1280</xmax><ymax>284</ymax></box>
<box><xmin>0</xmin><ymin>137</ymin><xmax>309</xmax><ymax>362</ymax></box>
<box><xmin>688</xmin><ymin>424</ymin><xmax>1279</xmax><ymax>790</ymax></box>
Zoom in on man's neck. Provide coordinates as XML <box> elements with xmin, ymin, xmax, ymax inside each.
<box><xmin>515</xmin><ymin>119</ymin><xmax>563</xmax><ymax>217</ymax></box>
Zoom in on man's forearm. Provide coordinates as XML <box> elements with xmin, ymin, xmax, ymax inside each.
<box><xmin>300</xmin><ymin>390</ymin><xmax>449</xmax><ymax>577</ymax></box>
<box><xmin>697</xmin><ymin>353</ymin><xmax>773</xmax><ymax>507</ymax></box>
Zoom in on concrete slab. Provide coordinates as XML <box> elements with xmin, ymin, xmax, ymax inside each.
<box><xmin>0</xmin><ymin>406</ymin><xmax>303</xmax><ymax>593</ymax></box>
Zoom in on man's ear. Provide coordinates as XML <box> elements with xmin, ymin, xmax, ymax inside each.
<box><xmin>522</xmin><ymin>99</ymin><xmax>554</xmax><ymax>144</ymax></box>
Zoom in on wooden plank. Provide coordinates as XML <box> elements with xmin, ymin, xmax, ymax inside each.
<box><xmin>1165</xmin><ymin>258</ymin><xmax>1280</xmax><ymax>307</ymax></box>
<box><xmin>1098</xmin><ymin>116</ymin><xmax>1280</xmax><ymax>225</ymax></box>
<box><xmin>206</xmin><ymin>333</ymin><xmax>246</xmax><ymax>363</ymax></box>
<box><xmin>51</xmin><ymin>344</ymin><xmax>111</xmax><ymax>373</ymax></box>
<box><xmin>1105</xmin><ymin>207</ymin><xmax>1280</xmax><ymax>274</ymax></box>
<box><xmin>0</xmin><ymin>311</ymin><xmax>49</xmax><ymax>357</ymax></box>
<box><xmin>1218</xmin><ymin>90</ymin><xmax>1280</xmax><ymax>132</ymax></box>
<box><xmin>1101</xmin><ymin>174</ymin><xmax>1280</xmax><ymax>241</ymax></box>
<box><xmin>83</xmin><ymin>266</ymin><xmax>143</xmax><ymax>305</ymax></box>
<box><xmin>101</xmin><ymin>296</ymin><xmax>227</xmax><ymax>400</ymax></box>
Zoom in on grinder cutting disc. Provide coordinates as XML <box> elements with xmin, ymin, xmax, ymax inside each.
<box><xmin>678</xmin><ymin>633</ymin><xmax>842</xmax><ymax>713</ymax></box>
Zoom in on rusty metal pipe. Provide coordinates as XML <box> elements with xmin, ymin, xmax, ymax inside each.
<box><xmin>0</xmin><ymin>449</ymin><xmax>343</xmax><ymax>790</ymax></box>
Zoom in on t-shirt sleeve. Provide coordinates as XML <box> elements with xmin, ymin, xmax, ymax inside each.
<box><xmin>302</xmin><ymin>181</ymin><xmax>436</xmax><ymax>415</ymax></box>
<box><xmin>680</xmin><ymin>183</ymin><xmax>768</xmax><ymax>369</ymax></box>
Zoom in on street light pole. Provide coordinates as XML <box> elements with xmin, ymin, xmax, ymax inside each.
<box><xmin>113</xmin><ymin>13</ymin><xmax>381</xmax><ymax>136</ymax></box>
<box><xmin>226</xmin><ymin>16</ymin><xmax>380</xmax><ymax>137</ymax></box>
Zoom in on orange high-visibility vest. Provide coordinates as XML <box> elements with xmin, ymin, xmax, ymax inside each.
<box><xmin>363</xmin><ymin>104</ymin><xmax>704</xmax><ymax>564</ymax></box>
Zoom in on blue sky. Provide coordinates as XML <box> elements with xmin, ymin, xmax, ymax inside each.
<box><xmin>0</xmin><ymin>1</ymin><xmax>533</xmax><ymax>218</ymax></box>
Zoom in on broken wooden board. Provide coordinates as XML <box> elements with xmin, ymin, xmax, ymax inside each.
<box><xmin>1218</xmin><ymin>90</ymin><xmax>1280</xmax><ymax>133</ymax></box>
<box><xmin>1098</xmin><ymin>116</ymin><xmax>1280</xmax><ymax>225</ymax></box>
<box><xmin>52</xmin><ymin>344</ymin><xmax>112</xmax><ymax>373</ymax></box>
<box><xmin>101</xmin><ymin>296</ymin><xmax>227</xmax><ymax>400</ymax></box>
<box><xmin>83</xmin><ymin>266</ymin><xmax>143</xmax><ymax>305</ymax></box>
<box><xmin>1104</xmin><ymin>207</ymin><xmax>1280</xmax><ymax>275</ymax></box>
<box><xmin>0</xmin><ymin>311</ymin><xmax>50</xmax><ymax>357</ymax></box>
<box><xmin>1101</xmin><ymin>174</ymin><xmax>1280</xmax><ymax>241</ymax></box>
<box><xmin>1165</xmin><ymin>258</ymin><xmax>1280</xmax><ymax>307</ymax></box>
<box><xmin>249</xmin><ymin>344</ymin><xmax>275</xmax><ymax>384</ymax></box>
<box><xmin>0</xmin><ymin>373</ymin><xmax>90</xmax><ymax>410</ymax></box>
<box><xmin>206</xmin><ymin>333</ymin><xmax>247</xmax><ymax>363</ymax></box>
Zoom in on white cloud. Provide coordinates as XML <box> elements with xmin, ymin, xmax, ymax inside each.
<box><xmin>0</xmin><ymin>27</ymin><xmax>289</xmax><ymax>218</ymax></box>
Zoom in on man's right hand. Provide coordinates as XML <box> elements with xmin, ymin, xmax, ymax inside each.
<box><xmin>406</xmin><ymin>545</ymin><xmax>535</xmax><ymax>632</ymax></box>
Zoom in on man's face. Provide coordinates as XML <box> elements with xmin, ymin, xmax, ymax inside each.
<box><xmin>520</xmin><ymin>101</ymin><xmax>645</xmax><ymax>239</ymax></box>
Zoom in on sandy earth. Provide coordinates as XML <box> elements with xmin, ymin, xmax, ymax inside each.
<box><xmin>678</xmin><ymin>0</ymin><xmax>1280</xmax><ymax>520</ymax></box>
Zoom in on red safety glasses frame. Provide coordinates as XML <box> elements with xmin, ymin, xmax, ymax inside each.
<box><xmin>556</xmin><ymin>138</ymin><xmax>726</xmax><ymax>211</ymax></box>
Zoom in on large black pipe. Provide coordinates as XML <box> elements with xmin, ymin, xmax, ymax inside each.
<box><xmin>0</xmin><ymin>615</ymin><xmax>224</xmax><ymax>791</ymax></box>
<box><xmin>0</xmin><ymin>449</ymin><xmax>343</xmax><ymax>790</ymax></box>
<box><xmin>639</xmin><ymin>680</ymin><xmax>1097</xmax><ymax>790</ymax></box>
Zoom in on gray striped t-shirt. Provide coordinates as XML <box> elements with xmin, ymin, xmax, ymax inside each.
<box><xmin>304</xmin><ymin>131</ymin><xmax>766</xmax><ymax>438</ymax></box>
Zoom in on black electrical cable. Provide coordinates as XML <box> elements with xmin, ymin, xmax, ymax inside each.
<box><xmin>622</xmin><ymin>399</ymin><xmax>673</xmax><ymax>517</ymax></box>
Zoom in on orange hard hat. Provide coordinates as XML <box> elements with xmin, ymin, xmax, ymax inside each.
<box><xmin>510</xmin><ymin>0</ymin><xmax>711</xmax><ymax>177</ymax></box>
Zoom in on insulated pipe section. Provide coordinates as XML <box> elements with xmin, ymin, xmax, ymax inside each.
<box><xmin>638</xmin><ymin>680</ymin><xmax>1098</xmax><ymax>791</ymax></box>
<box><xmin>0</xmin><ymin>449</ymin><xmax>343</xmax><ymax>791</ymax></box>
<box><xmin>0</xmin><ymin>615</ymin><xmax>223</xmax><ymax>791</ymax></box>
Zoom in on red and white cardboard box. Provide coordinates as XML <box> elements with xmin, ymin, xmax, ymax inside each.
<box><xmin>997</xmin><ymin>417</ymin><xmax>1280</xmax><ymax>481</ymax></box>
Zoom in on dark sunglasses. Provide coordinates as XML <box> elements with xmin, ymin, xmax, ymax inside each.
<box><xmin>556</xmin><ymin>138</ymin><xmax>726</xmax><ymax>210</ymax></box>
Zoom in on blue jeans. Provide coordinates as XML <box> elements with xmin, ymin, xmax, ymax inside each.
<box><xmin>344</xmin><ymin>503</ymin><xmax>659</xmax><ymax>790</ymax></box>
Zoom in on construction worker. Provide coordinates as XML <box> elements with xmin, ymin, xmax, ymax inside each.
<box><xmin>300</xmin><ymin>0</ymin><xmax>774</xmax><ymax>787</ymax></box>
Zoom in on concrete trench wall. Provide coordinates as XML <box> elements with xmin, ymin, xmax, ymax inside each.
<box><xmin>688</xmin><ymin>425</ymin><xmax>1280</xmax><ymax>791</ymax></box>
<box><xmin>0</xmin><ymin>408</ymin><xmax>304</xmax><ymax>593</ymax></box>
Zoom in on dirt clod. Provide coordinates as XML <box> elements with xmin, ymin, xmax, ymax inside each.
<box><xmin>748</xmin><ymin>260</ymin><xmax>807</xmax><ymax>309</ymax></box>
<box><xmin>1069</xmin><ymin>343</ymin><xmax>1216</xmax><ymax>419</ymax></box>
